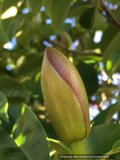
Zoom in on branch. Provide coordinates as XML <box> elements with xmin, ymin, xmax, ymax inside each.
<box><xmin>43</xmin><ymin>37</ymin><xmax>103</xmax><ymax>57</ymax></box>
<box><xmin>87</xmin><ymin>0</ymin><xmax>94</xmax><ymax>4</ymax></box>
<box><xmin>79</xmin><ymin>32</ymin><xmax>86</xmax><ymax>51</ymax></box>
<box><xmin>87</xmin><ymin>0</ymin><xmax>120</xmax><ymax>30</ymax></box>
<box><xmin>99</xmin><ymin>0</ymin><xmax>120</xmax><ymax>30</ymax></box>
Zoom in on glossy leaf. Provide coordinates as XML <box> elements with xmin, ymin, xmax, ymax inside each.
<box><xmin>38</xmin><ymin>24</ymin><xmax>54</xmax><ymax>37</ymax></box>
<box><xmin>79</xmin><ymin>7</ymin><xmax>96</xmax><ymax>30</ymax></box>
<box><xmin>17</xmin><ymin>55</ymin><xmax>42</xmax><ymax>77</ymax></box>
<box><xmin>0</xmin><ymin>59</ymin><xmax>14</xmax><ymax>76</ymax></box>
<box><xmin>0</xmin><ymin>128</ymin><xmax>29</xmax><ymax>160</ymax></box>
<box><xmin>112</xmin><ymin>139</ymin><xmax>120</xmax><ymax>159</ymax></box>
<box><xmin>0</xmin><ymin>0</ymin><xmax>22</xmax><ymax>40</ymax></box>
<box><xmin>0</xmin><ymin>91</ymin><xmax>9</xmax><ymax>121</ymax></box>
<box><xmin>100</xmin><ymin>24</ymin><xmax>118</xmax><ymax>52</ymax></box>
<box><xmin>92</xmin><ymin>103</ymin><xmax>117</xmax><ymax>126</ymax></box>
<box><xmin>103</xmin><ymin>31</ymin><xmax>120</xmax><ymax>71</ymax></box>
<box><xmin>41</xmin><ymin>121</ymin><xmax>59</xmax><ymax>140</ymax></box>
<box><xmin>51</xmin><ymin>0</ymin><xmax>73</xmax><ymax>32</ymax></box>
<box><xmin>12</xmin><ymin>104</ymin><xmax>49</xmax><ymax>160</ymax></box>
<box><xmin>76</xmin><ymin>62</ymin><xmax>98</xmax><ymax>96</ymax></box>
<box><xmin>105</xmin><ymin>0</ymin><xmax>120</xmax><ymax>5</ymax></box>
<box><xmin>0</xmin><ymin>105</ymin><xmax>22</xmax><ymax>133</ymax></box>
<box><xmin>51</xmin><ymin>151</ymin><xmax>59</xmax><ymax>160</ymax></box>
<box><xmin>27</xmin><ymin>0</ymin><xmax>42</xmax><ymax>14</ymax></box>
<box><xmin>48</xmin><ymin>138</ymin><xmax>72</xmax><ymax>154</ymax></box>
<box><xmin>0</xmin><ymin>24</ymin><xmax>7</xmax><ymax>40</ymax></box>
<box><xmin>100</xmin><ymin>147</ymin><xmax>120</xmax><ymax>160</ymax></box>
<box><xmin>16</xmin><ymin>25</ymin><xmax>34</xmax><ymax>49</ymax></box>
<box><xmin>82</xmin><ymin>31</ymin><xmax>99</xmax><ymax>50</ymax></box>
<box><xmin>117</xmin><ymin>90</ymin><xmax>120</xmax><ymax>105</ymax></box>
<box><xmin>106</xmin><ymin>49</ymin><xmax>120</xmax><ymax>77</ymax></box>
<box><xmin>115</xmin><ymin>5</ymin><xmax>120</xmax><ymax>21</ymax></box>
<box><xmin>22</xmin><ymin>80</ymin><xmax>43</xmax><ymax>103</ymax></box>
<box><xmin>8</xmin><ymin>105</ymin><xmax>22</xmax><ymax>122</ymax></box>
<box><xmin>0</xmin><ymin>152</ymin><xmax>9</xmax><ymax>160</ymax></box>
<box><xmin>0</xmin><ymin>76</ymin><xmax>29</xmax><ymax>105</ymax></box>
<box><xmin>93</xmin><ymin>10</ymin><xmax>107</xmax><ymax>30</ymax></box>
<box><xmin>105</xmin><ymin>103</ymin><xmax>120</xmax><ymax>123</ymax></box>
<box><xmin>43</xmin><ymin>0</ymin><xmax>53</xmax><ymax>17</ymax></box>
<box><xmin>68</xmin><ymin>1</ymin><xmax>92</xmax><ymax>17</ymax></box>
<box><xmin>85</xmin><ymin>123</ymin><xmax>120</xmax><ymax>155</ymax></box>
<box><xmin>113</xmin><ymin>139</ymin><xmax>120</xmax><ymax>150</ymax></box>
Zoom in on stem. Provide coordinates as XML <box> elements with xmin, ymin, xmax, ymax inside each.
<box><xmin>99</xmin><ymin>0</ymin><xmax>120</xmax><ymax>30</ymax></box>
<box><xmin>43</xmin><ymin>37</ymin><xmax>103</xmax><ymax>57</ymax></box>
<box><xmin>71</xmin><ymin>139</ymin><xmax>86</xmax><ymax>160</ymax></box>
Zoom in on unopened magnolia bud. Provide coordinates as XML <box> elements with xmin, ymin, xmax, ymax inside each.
<box><xmin>41</xmin><ymin>47</ymin><xmax>91</xmax><ymax>143</ymax></box>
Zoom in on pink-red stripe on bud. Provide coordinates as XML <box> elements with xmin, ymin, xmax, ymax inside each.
<box><xmin>41</xmin><ymin>47</ymin><xmax>91</xmax><ymax>143</ymax></box>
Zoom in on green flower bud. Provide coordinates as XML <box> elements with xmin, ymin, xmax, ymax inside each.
<box><xmin>41</xmin><ymin>47</ymin><xmax>91</xmax><ymax>143</ymax></box>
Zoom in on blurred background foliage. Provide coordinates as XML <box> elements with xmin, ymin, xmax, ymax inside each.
<box><xmin>1</xmin><ymin>0</ymin><xmax>120</xmax><ymax>159</ymax></box>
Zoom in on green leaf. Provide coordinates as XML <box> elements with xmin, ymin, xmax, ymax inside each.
<box><xmin>8</xmin><ymin>105</ymin><xmax>22</xmax><ymax>122</ymax></box>
<box><xmin>51</xmin><ymin>151</ymin><xmax>59</xmax><ymax>160</ymax></box>
<box><xmin>76</xmin><ymin>62</ymin><xmax>98</xmax><ymax>96</ymax></box>
<box><xmin>100</xmin><ymin>24</ymin><xmax>118</xmax><ymax>52</ymax></box>
<box><xmin>105</xmin><ymin>147</ymin><xmax>120</xmax><ymax>159</ymax></box>
<box><xmin>0</xmin><ymin>0</ymin><xmax>22</xmax><ymax>40</ymax></box>
<box><xmin>0</xmin><ymin>24</ymin><xmax>7</xmax><ymax>40</ymax></box>
<box><xmin>113</xmin><ymin>140</ymin><xmax>120</xmax><ymax>150</ymax></box>
<box><xmin>97</xmin><ymin>146</ymin><xmax>120</xmax><ymax>160</ymax></box>
<box><xmin>38</xmin><ymin>24</ymin><xmax>54</xmax><ymax>37</ymax></box>
<box><xmin>51</xmin><ymin>0</ymin><xmax>73</xmax><ymax>32</ymax></box>
<box><xmin>0</xmin><ymin>105</ymin><xmax>22</xmax><ymax>133</ymax></box>
<box><xmin>12</xmin><ymin>104</ymin><xmax>49</xmax><ymax>160</ymax></box>
<box><xmin>115</xmin><ymin>5</ymin><xmax>120</xmax><ymax>21</ymax></box>
<box><xmin>106</xmin><ymin>49</ymin><xmax>120</xmax><ymax>77</ymax></box>
<box><xmin>103</xmin><ymin>31</ymin><xmax>120</xmax><ymax>71</ymax></box>
<box><xmin>105</xmin><ymin>103</ymin><xmax>120</xmax><ymax>123</ymax></box>
<box><xmin>105</xmin><ymin>0</ymin><xmax>120</xmax><ymax>5</ymax></box>
<box><xmin>0</xmin><ymin>39</ymin><xmax>6</xmax><ymax>51</ymax></box>
<box><xmin>0</xmin><ymin>76</ymin><xmax>29</xmax><ymax>105</ymax></box>
<box><xmin>41</xmin><ymin>121</ymin><xmax>59</xmax><ymax>140</ymax></box>
<box><xmin>17</xmin><ymin>55</ymin><xmax>42</xmax><ymax>77</ymax></box>
<box><xmin>117</xmin><ymin>91</ymin><xmax>120</xmax><ymax>105</ymax></box>
<box><xmin>48</xmin><ymin>138</ymin><xmax>72</xmax><ymax>154</ymax></box>
<box><xmin>79</xmin><ymin>7</ymin><xmax>96</xmax><ymax>30</ymax></box>
<box><xmin>93</xmin><ymin>10</ymin><xmax>107</xmax><ymax>30</ymax></box>
<box><xmin>112</xmin><ymin>139</ymin><xmax>120</xmax><ymax>159</ymax></box>
<box><xmin>92</xmin><ymin>103</ymin><xmax>117</xmax><ymax>126</ymax></box>
<box><xmin>16</xmin><ymin>25</ymin><xmax>34</xmax><ymax>49</ymax></box>
<box><xmin>43</xmin><ymin>0</ymin><xmax>53</xmax><ymax>17</ymax></box>
<box><xmin>27</xmin><ymin>0</ymin><xmax>42</xmax><ymax>14</ymax></box>
<box><xmin>22</xmin><ymin>80</ymin><xmax>43</xmax><ymax>103</ymax></box>
<box><xmin>85</xmin><ymin>123</ymin><xmax>120</xmax><ymax>155</ymax></box>
<box><xmin>79</xmin><ymin>31</ymin><xmax>99</xmax><ymax>50</ymax></box>
<box><xmin>68</xmin><ymin>1</ymin><xmax>92</xmax><ymax>17</ymax></box>
<box><xmin>0</xmin><ymin>128</ymin><xmax>29</xmax><ymax>160</ymax></box>
<box><xmin>0</xmin><ymin>152</ymin><xmax>9</xmax><ymax>160</ymax></box>
<box><xmin>0</xmin><ymin>91</ymin><xmax>9</xmax><ymax>121</ymax></box>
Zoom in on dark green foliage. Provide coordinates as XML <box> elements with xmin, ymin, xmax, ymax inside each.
<box><xmin>0</xmin><ymin>0</ymin><xmax>120</xmax><ymax>159</ymax></box>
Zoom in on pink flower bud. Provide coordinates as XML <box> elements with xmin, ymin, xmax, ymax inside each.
<box><xmin>41</xmin><ymin>47</ymin><xmax>91</xmax><ymax>143</ymax></box>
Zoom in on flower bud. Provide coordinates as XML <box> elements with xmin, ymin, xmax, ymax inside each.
<box><xmin>41</xmin><ymin>47</ymin><xmax>91</xmax><ymax>143</ymax></box>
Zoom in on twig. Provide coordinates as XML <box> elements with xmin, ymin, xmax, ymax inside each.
<box><xmin>87</xmin><ymin>0</ymin><xmax>120</xmax><ymax>30</ymax></box>
<box><xmin>99</xmin><ymin>0</ymin><xmax>120</xmax><ymax>30</ymax></box>
<box><xmin>79</xmin><ymin>32</ymin><xmax>86</xmax><ymax>51</ymax></box>
<box><xmin>43</xmin><ymin>37</ymin><xmax>103</xmax><ymax>57</ymax></box>
<box><xmin>87</xmin><ymin>0</ymin><xmax>94</xmax><ymax>4</ymax></box>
